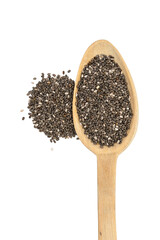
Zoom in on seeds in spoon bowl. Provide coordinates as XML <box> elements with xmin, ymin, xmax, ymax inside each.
<box><xmin>76</xmin><ymin>54</ymin><xmax>133</xmax><ymax>147</ymax></box>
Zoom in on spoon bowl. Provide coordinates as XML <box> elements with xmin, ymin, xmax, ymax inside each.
<box><xmin>73</xmin><ymin>40</ymin><xmax>138</xmax><ymax>156</ymax></box>
<box><xmin>73</xmin><ymin>40</ymin><xmax>138</xmax><ymax>240</ymax></box>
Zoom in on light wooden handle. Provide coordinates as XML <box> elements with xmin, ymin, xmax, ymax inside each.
<box><xmin>97</xmin><ymin>154</ymin><xmax>118</xmax><ymax>240</ymax></box>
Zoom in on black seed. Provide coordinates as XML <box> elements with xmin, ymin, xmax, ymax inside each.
<box><xmin>76</xmin><ymin>54</ymin><xmax>133</xmax><ymax>147</ymax></box>
<box><xmin>27</xmin><ymin>72</ymin><xmax>76</xmax><ymax>143</ymax></box>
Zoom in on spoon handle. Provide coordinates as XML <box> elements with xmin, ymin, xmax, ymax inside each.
<box><xmin>97</xmin><ymin>154</ymin><xmax>117</xmax><ymax>240</ymax></box>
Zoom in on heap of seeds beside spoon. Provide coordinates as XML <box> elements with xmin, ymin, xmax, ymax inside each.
<box><xmin>25</xmin><ymin>72</ymin><xmax>76</xmax><ymax>143</ymax></box>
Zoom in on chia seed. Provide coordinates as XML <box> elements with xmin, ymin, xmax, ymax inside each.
<box><xmin>27</xmin><ymin>73</ymin><xmax>76</xmax><ymax>142</ymax></box>
<box><xmin>76</xmin><ymin>54</ymin><xmax>133</xmax><ymax>147</ymax></box>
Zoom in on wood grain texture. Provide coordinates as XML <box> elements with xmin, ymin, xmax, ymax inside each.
<box><xmin>98</xmin><ymin>154</ymin><xmax>117</xmax><ymax>240</ymax></box>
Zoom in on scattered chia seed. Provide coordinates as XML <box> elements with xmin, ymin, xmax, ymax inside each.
<box><xmin>22</xmin><ymin>117</ymin><xmax>25</xmax><ymax>120</ymax></box>
<box><xmin>62</xmin><ymin>71</ymin><xmax>65</xmax><ymax>75</ymax></box>
<box><xmin>20</xmin><ymin>109</ymin><xmax>24</xmax><ymax>112</ymax></box>
<box><xmin>68</xmin><ymin>70</ymin><xmax>71</xmax><ymax>73</ymax></box>
<box><xmin>76</xmin><ymin>54</ymin><xmax>133</xmax><ymax>147</ymax></box>
<box><xmin>33</xmin><ymin>77</ymin><xmax>37</xmax><ymax>80</ymax></box>
<box><xmin>27</xmin><ymin>73</ymin><xmax>76</xmax><ymax>143</ymax></box>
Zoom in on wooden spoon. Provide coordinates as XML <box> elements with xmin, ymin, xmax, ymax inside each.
<box><xmin>73</xmin><ymin>40</ymin><xmax>138</xmax><ymax>240</ymax></box>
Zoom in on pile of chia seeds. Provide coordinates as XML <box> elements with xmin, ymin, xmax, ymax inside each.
<box><xmin>76</xmin><ymin>54</ymin><xmax>133</xmax><ymax>147</ymax></box>
<box><xmin>27</xmin><ymin>72</ymin><xmax>76</xmax><ymax>143</ymax></box>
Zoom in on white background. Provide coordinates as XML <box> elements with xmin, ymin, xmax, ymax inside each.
<box><xmin>0</xmin><ymin>0</ymin><xmax>160</xmax><ymax>239</ymax></box>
